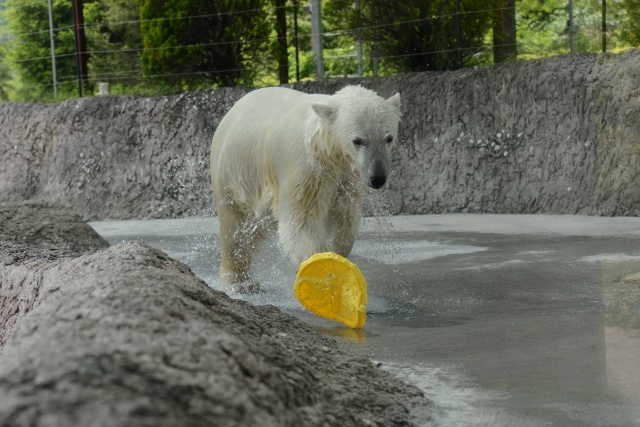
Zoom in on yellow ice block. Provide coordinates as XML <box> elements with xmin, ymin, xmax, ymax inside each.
<box><xmin>294</xmin><ymin>252</ymin><xmax>367</xmax><ymax>328</ymax></box>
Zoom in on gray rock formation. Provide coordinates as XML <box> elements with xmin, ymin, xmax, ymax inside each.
<box><xmin>0</xmin><ymin>88</ymin><xmax>250</xmax><ymax>220</ymax></box>
<box><xmin>1</xmin><ymin>50</ymin><xmax>639</xmax><ymax>219</ymax></box>
<box><xmin>0</xmin><ymin>202</ymin><xmax>110</xmax><ymax>253</ymax></box>
<box><xmin>0</xmin><ymin>202</ymin><xmax>110</xmax><ymax>350</ymax></box>
<box><xmin>0</xmin><ymin>204</ymin><xmax>430</xmax><ymax>426</ymax></box>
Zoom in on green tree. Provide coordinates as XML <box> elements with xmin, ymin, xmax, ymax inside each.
<box><xmin>571</xmin><ymin>0</ymin><xmax>625</xmax><ymax>52</ymax></box>
<box><xmin>517</xmin><ymin>0</ymin><xmax>627</xmax><ymax>59</ymax></box>
<box><xmin>4</xmin><ymin>0</ymin><xmax>82</xmax><ymax>98</ymax></box>
<box><xmin>493</xmin><ymin>0</ymin><xmax>517</xmax><ymax>62</ymax></box>
<box><xmin>322</xmin><ymin>0</ymin><xmax>368</xmax><ymax>77</ymax></box>
<box><xmin>138</xmin><ymin>0</ymin><xmax>271</xmax><ymax>88</ymax></box>
<box><xmin>0</xmin><ymin>47</ymin><xmax>9</xmax><ymax>101</ymax></box>
<box><xmin>84</xmin><ymin>0</ymin><xmax>143</xmax><ymax>86</ymax></box>
<box><xmin>516</xmin><ymin>0</ymin><xmax>566</xmax><ymax>59</ymax></box>
<box><xmin>351</xmin><ymin>0</ymin><xmax>494</xmax><ymax>73</ymax></box>
<box><xmin>274</xmin><ymin>0</ymin><xmax>288</xmax><ymax>83</ymax></box>
<box><xmin>287</xmin><ymin>1</ymin><xmax>314</xmax><ymax>80</ymax></box>
<box><xmin>623</xmin><ymin>0</ymin><xmax>640</xmax><ymax>44</ymax></box>
<box><xmin>0</xmin><ymin>0</ymin><xmax>11</xmax><ymax>100</ymax></box>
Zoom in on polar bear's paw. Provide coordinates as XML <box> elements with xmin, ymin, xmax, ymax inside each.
<box><xmin>232</xmin><ymin>280</ymin><xmax>264</xmax><ymax>295</ymax></box>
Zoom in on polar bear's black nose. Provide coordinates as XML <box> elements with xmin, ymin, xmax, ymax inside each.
<box><xmin>369</xmin><ymin>176</ymin><xmax>387</xmax><ymax>189</ymax></box>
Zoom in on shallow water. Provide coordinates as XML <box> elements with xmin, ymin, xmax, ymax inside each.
<box><xmin>90</xmin><ymin>214</ymin><xmax>640</xmax><ymax>427</ymax></box>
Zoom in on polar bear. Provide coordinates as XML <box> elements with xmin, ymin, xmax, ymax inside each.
<box><xmin>210</xmin><ymin>85</ymin><xmax>401</xmax><ymax>292</ymax></box>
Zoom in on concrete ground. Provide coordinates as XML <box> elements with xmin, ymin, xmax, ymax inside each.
<box><xmin>90</xmin><ymin>214</ymin><xmax>640</xmax><ymax>427</ymax></box>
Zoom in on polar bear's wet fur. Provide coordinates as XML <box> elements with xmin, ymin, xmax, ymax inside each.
<box><xmin>210</xmin><ymin>85</ymin><xmax>401</xmax><ymax>292</ymax></box>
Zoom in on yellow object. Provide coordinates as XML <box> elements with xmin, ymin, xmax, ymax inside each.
<box><xmin>294</xmin><ymin>252</ymin><xmax>367</xmax><ymax>328</ymax></box>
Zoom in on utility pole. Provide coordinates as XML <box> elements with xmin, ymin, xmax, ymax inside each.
<box><xmin>46</xmin><ymin>0</ymin><xmax>57</xmax><ymax>97</ymax></box>
<box><xmin>293</xmin><ymin>0</ymin><xmax>300</xmax><ymax>81</ymax></box>
<box><xmin>602</xmin><ymin>0</ymin><xmax>607</xmax><ymax>52</ymax></box>
<box><xmin>493</xmin><ymin>0</ymin><xmax>517</xmax><ymax>63</ymax></box>
<box><xmin>455</xmin><ymin>0</ymin><xmax>462</xmax><ymax>68</ymax></box>
<box><xmin>568</xmin><ymin>0</ymin><xmax>575</xmax><ymax>53</ymax></box>
<box><xmin>310</xmin><ymin>0</ymin><xmax>324</xmax><ymax>80</ymax></box>
<box><xmin>71</xmin><ymin>0</ymin><xmax>88</xmax><ymax>97</ymax></box>
<box><xmin>275</xmin><ymin>0</ymin><xmax>288</xmax><ymax>84</ymax></box>
<box><xmin>355</xmin><ymin>0</ymin><xmax>362</xmax><ymax>77</ymax></box>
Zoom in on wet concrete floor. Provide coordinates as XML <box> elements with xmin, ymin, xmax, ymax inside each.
<box><xmin>90</xmin><ymin>214</ymin><xmax>640</xmax><ymax>427</ymax></box>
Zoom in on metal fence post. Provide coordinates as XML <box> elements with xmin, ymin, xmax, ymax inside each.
<box><xmin>568</xmin><ymin>0</ymin><xmax>575</xmax><ymax>53</ymax></box>
<box><xmin>602</xmin><ymin>0</ymin><xmax>607</xmax><ymax>52</ymax></box>
<box><xmin>355</xmin><ymin>0</ymin><xmax>363</xmax><ymax>77</ymax></box>
<box><xmin>310</xmin><ymin>0</ymin><xmax>324</xmax><ymax>80</ymax></box>
<box><xmin>293</xmin><ymin>0</ymin><xmax>300</xmax><ymax>81</ymax></box>
<box><xmin>46</xmin><ymin>0</ymin><xmax>57</xmax><ymax>97</ymax></box>
<box><xmin>71</xmin><ymin>0</ymin><xmax>88</xmax><ymax>97</ymax></box>
<box><xmin>456</xmin><ymin>0</ymin><xmax>463</xmax><ymax>68</ymax></box>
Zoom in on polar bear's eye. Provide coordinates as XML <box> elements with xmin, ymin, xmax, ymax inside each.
<box><xmin>384</xmin><ymin>134</ymin><xmax>394</xmax><ymax>143</ymax></box>
<box><xmin>352</xmin><ymin>137</ymin><xmax>365</xmax><ymax>146</ymax></box>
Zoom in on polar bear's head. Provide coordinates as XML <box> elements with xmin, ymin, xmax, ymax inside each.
<box><xmin>312</xmin><ymin>86</ymin><xmax>401</xmax><ymax>189</ymax></box>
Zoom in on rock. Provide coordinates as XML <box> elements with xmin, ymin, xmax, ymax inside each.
<box><xmin>0</xmin><ymin>203</ymin><xmax>110</xmax><ymax>350</ymax></box>
<box><xmin>0</xmin><ymin>207</ymin><xmax>430</xmax><ymax>426</ymax></box>
<box><xmin>0</xmin><ymin>202</ymin><xmax>110</xmax><ymax>253</ymax></box>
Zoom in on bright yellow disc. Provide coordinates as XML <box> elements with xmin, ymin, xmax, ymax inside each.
<box><xmin>294</xmin><ymin>252</ymin><xmax>367</xmax><ymax>328</ymax></box>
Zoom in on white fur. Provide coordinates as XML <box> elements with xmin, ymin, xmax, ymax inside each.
<box><xmin>210</xmin><ymin>85</ymin><xmax>401</xmax><ymax>289</ymax></box>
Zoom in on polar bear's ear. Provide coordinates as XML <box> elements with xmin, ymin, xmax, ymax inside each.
<box><xmin>387</xmin><ymin>93</ymin><xmax>402</xmax><ymax>118</ymax></box>
<box><xmin>312</xmin><ymin>102</ymin><xmax>337</xmax><ymax>122</ymax></box>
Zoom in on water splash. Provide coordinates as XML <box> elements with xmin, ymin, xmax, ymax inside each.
<box><xmin>384</xmin><ymin>362</ymin><xmax>548</xmax><ymax>427</ymax></box>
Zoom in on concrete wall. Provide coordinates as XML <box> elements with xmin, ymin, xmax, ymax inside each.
<box><xmin>1</xmin><ymin>50</ymin><xmax>640</xmax><ymax>220</ymax></box>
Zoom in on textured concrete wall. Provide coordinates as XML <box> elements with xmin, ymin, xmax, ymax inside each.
<box><xmin>0</xmin><ymin>88</ymin><xmax>250</xmax><ymax>220</ymax></box>
<box><xmin>1</xmin><ymin>50</ymin><xmax>639</xmax><ymax>220</ymax></box>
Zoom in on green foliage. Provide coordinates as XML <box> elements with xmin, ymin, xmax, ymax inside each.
<box><xmin>516</xmin><ymin>0</ymin><xmax>567</xmax><ymax>58</ymax></box>
<box><xmin>248</xmin><ymin>0</ymin><xmax>293</xmax><ymax>86</ymax></box>
<box><xmin>517</xmin><ymin>0</ymin><xmax>629</xmax><ymax>59</ymax></box>
<box><xmin>0</xmin><ymin>47</ymin><xmax>9</xmax><ymax>101</ymax></box>
<box><xmin>287</xmin><ymin>1</ymin><xmax>313</xmax><ymax>80</ymax></box>
<box><xmin>0</xmin><ymin>0</ymin><xmax>10</xmax><ymax>100</ymax></box>
<box><xmin>0</xmin><ymin>0</ymin><xmax>6</xmax><ymax>26</ymax></box>
<box><xmin>1</xmin><ymin>0</ymin><xmax>639</xmax><ymax>101</ymax></box>
<box><xmin>573</xmin><ymin>0</ymin><xmax>626</xmax><ymax>52</ymax></box>
<box><xmin>84</xmin><ymin>0</ymin><xmax>143</xmax><ymax>84</ymax></box>
<box><xmin>137</xmin><ymin>0</ymin><xmax>271</xmax><ymax>88</ymax></box>
<box><xmin>351</xmin><ymin>0</ymin><xmax>494</xmax><ymax>73</ymax></box>
<box><xmin>4</xmin><ymin>0</ymin><xmax>82</xmax><ymax>99</ymax></box>
<box><xmin>620</xmin><ymin>0</ymin><xmax>640</xmax><ymax>46</ymax></box>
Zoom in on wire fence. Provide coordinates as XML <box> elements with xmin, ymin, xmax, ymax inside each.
<box><xmin>0</xmin><ymin>0</ymin><xmax>636</xmax><ymax>100</ymax></box>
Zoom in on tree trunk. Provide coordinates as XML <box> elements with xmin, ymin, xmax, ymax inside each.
<box><xmin>72</xmin><ymin>0</ymin><xmax>89</xmax><ymax>95</ymax></box>
<box><xmin>493</xmin><ymin>0</ymin><xmax>517</xmax><ymax>63</ymax></box>
<box><xmin>275</xmin><ymin>0</ymin><xmax>288</xmax><ymax>84</ymax></box>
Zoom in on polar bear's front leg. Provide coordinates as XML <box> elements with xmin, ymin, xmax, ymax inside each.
<box><xmin>277</xmin><ymin>211</ymin><xmax>330</xmax><ymax>265</ymax></box>
<box><xmin>327</xmin><ymin>189</ymin><xmax>361</xmax><ymax>258</ymax></box>
<box><xmin>330</xmin><ymin>213</ymin><xmax>360</xmax><ymax>258</ymax></box>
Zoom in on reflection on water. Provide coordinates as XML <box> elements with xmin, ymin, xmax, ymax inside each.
<box><xmin>316</xmin><ymin>327</ymin><xmax>368</xmax><ymax>345</ymax></box>
<box><xmin>604</xmin><ymin>272</ymin><xmax>640</xmax><ymax>330</ymax></box>
<box><xmin>384</xmin><ymin>362</ymin><xmax>546</xmax><ymax>427</ymax></box>
<box><xmin>605</xmin><ymin>327</ymin><xmax>640</xmax><ymax>422</ymax></box>
<box><xmin>600</xmin><ymin>257</ymin><xmax>640</xmax><ymax>425</ymax></box>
